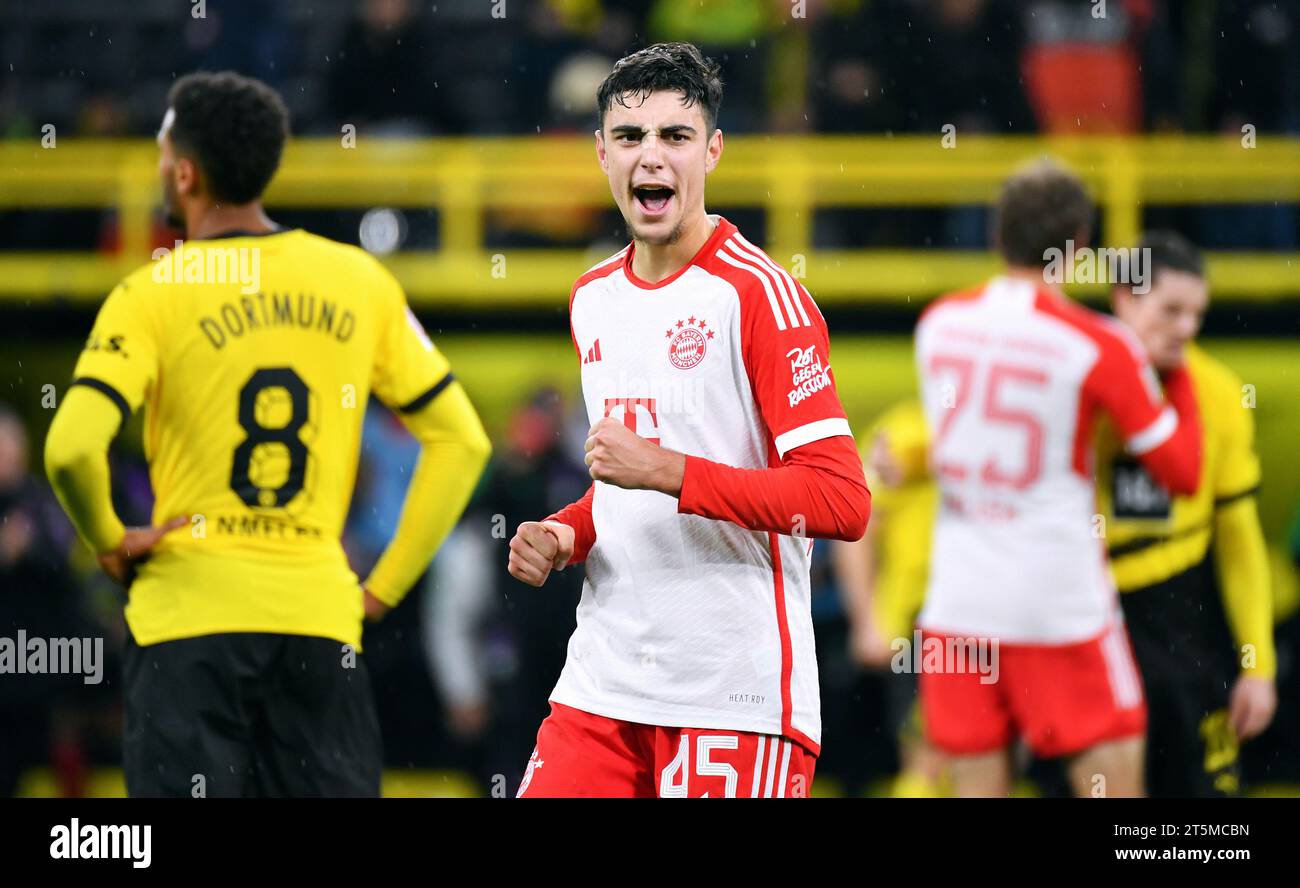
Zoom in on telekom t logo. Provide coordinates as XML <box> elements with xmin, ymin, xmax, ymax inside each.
<box><xmin>604</xmin><ymin>397</ymin><xmax>660</xmax><ymax>445</ymax></box>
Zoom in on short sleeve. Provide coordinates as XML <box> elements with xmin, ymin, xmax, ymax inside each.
<box><xmin>371</xmin><ymin>275</ymin><xmax>453</xmax><ymax>413</ymax></box>
<box><xmin>69</xmin><ymin>280</ymin><xmax>159</xmax><ymax>421</ymax></box>
<box><xmin>741</xmin><ymin>278</ymin><xmax>852</xmax><ymax>459</ymax></box>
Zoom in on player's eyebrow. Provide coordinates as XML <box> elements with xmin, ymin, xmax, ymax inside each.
<box><xmin>609</xmin><ymin>124</ymin><xmax>698</xmax><ymax>138</ymax></box>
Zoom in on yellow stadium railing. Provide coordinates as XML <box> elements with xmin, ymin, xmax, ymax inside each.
<box><xmin>2</xmin><ymin>136</ymin><xmax>1297</xmax><ymax>306</ymax></box>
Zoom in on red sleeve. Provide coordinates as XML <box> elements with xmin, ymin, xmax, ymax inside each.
<box><xmin>677</xmin><ymin>435</ymin><xmax>871</xmax><ymax>542</ymax></box>
<box><xmin>543</xmin><ymin>484</ymin><xmax>596</xmax><ymax>564</ymax></box>
<box><xmin>1086</xmin><ymin>326</ymin><xmax>1202</xmax><ymax>495</ymax></box>
<box><xmin>741</xmin><ymin>278</ymin><xmax>853</xmax><ymax>458</ymax></box>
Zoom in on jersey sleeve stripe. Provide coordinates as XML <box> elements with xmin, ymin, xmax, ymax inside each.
<box><xmin>729</xmin><ymin>235</ymin><xmax>802</xmax><ymax>326</ymax></box>
<box><xmin>716</xmin><ymin>246</ymin><xmax>788</xmax><ymax>330</ymax></box>
<box><xmin>69</xmin><ymin>376</ymin><xmax>131</xmax><ymax>424</ymax></box>
<box><xmin>733</xmin><ymin>234</ymin><xmax>812</xmax><ymax>327</ymax></box>
<box><xmin>1215</xmin><ymin>485</ymin><xmax>1260</xmax><ymax>507</ymax></box>
<box><xmin>773</xmin><ymin>417</ymin><xmax>853</xmax><ymax>458</ymax></box>
<box><xmin>397</xmin><ymin>371</ymin><xmax>456</xmax><ymax>414</ymax></box>
<box><xmin>1125</xmin><ymin>405</ymin><xmax>1177</xmax><ymax>455</ymax></box>
<box><xmin>726</xmin><ymin>237</ymin><xmax>803</xmax><ymax>329</ymax></box>
<box><xmin>794</xmin><ymin>280</ymin><xmax>822</xmax><ymax>325</ymax></box>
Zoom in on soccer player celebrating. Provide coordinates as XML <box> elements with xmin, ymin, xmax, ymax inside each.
<box><xmin>507</xmin><ymin>43</ymin><xmax>871</xmax><ymax>798</ymax></box>
<box><xmin>44</xmin><ymin>72</ymin><xmax>491</xmax><ymax>797</ymax></box>
<box><xmin>1098</xmin><ymin>231</ymin><xmax>1276</xmax><ymax>796</ymax></box>
<box><xmin>913</xmin><ymin>162</ymin><xmax>1202</xmax><ymax>797</ymax></box>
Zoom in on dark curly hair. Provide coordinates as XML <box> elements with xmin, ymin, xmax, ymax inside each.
<box><xmin>597</xmin><ymin>43</ymin><xmax>723</xmax><ymax>132</ymax></box>
<box><xmin>166</xmin><ymin>71</ymin><xmax>289</xmax><ymax>205</ymax></box>
<box><xmin>995</xmin><ymin>160</ymin><xmax>1094</xmax><ymax>268</ymax></box>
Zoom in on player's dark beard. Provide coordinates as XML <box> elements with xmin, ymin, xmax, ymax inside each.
<box><xmin>626</xmin><ymin>216</ymin><xmax>685</xmax><ymax>248</ymax></box>
<box><xmin>161</xmin><ymin>178</ymin><xmax>185</xmax><ymax>233</ymax></box>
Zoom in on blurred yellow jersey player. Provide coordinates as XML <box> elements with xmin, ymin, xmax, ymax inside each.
<box><xmin>44</xmin><ymin>72</ymin><xmax>491</xmax><ymax>798</ymax></box>
<box><xmin>1096</xmin><ymin>231</ymin><xmax>1275</xmax><ymax>798</ymax></box>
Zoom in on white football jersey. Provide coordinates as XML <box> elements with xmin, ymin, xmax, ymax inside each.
<box><xmin>915</xmin><ymin>276</ymin><xmax>1177</xmax><ymax>644</ymax></box>
<box><xmin>550</xmin><ymin>216</ymin><xmax>853</xmax><ymax>753</ymax></box>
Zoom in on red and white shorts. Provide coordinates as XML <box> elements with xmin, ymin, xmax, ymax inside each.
<box><xmin>919</xmin><ymin>621</ymin><xmax>1146</xmax><ymax>759</ymax></box>
<box><xmin>517</xmin><ymin>701</ymin><xmax>816</xmax><ymax>798</ymax></box>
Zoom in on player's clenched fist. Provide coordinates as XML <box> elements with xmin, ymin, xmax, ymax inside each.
<box><xmin>508</xmin><ymin>521</ymin><xmax>575</xmax><ymax>587</ymax></box>
<box><xmin>584</xmin><ymin>417</ymin><xmax>685</xmax><ymax>494</ymax></box>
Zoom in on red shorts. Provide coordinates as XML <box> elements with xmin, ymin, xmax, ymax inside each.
<box><xmin>919</xmin><ymin>622</ymin><xmax>1146</xmax><ymax>759</ymax></box>
<box><xmin>517</xmin><ymin>702</ymin><xmax>816</xmax><ymax>798</ymax></box>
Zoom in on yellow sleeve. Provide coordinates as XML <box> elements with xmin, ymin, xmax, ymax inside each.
<box><xmin>370</xmin><ymin>272</ymin><xmax>453</xmax><ymax>412</ymax></box>
<box><xmin>1214</xmin><ymin>377</ymin><xmax>1261</xmax><ymax>500</ymax></box>
<box><xmin>1210</xmin><ymin>373</ymin><xmax>1272</xmax><ymax>677</ymax></box>
<box><xmin>45</xmin><ymin>279</ymin><xmax>158</xmax><ymax>554</ymax></box>
<box><xmin>44</xmin><ymin>384</ymin><xmax>128</xmax><ymax>553</ymax></box>
<box><xmin>1214</xmin><ymin>496</ymin><xmax>1275</xmax><ymax>678</ymax></box>
<box><xmin>362</xmin><ymin>380</ymin><xmax>492</xmax><ymax>606</ymax></box>
<box><xmin>363</xmin><ymin>278</ymin><xmax>489</xmax><ymax>605</ymax></box>
<box><xmin>68</xmin><ymin>279</ymin><xmax>160</xmax><ymax>416</ymax></box>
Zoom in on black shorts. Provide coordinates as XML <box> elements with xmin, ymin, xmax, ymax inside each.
<box><xmin>122</xmin><ymin>631</ymin><xmax>382</xmax><ymax>798</ymax></box>
<box><xmin>1121</xmin><ymin>555</ymin><xmax>1240</xmax><ymax>798</ymax></box>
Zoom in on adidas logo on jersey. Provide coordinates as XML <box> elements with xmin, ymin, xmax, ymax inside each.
<box><xmin>583</xmin><ymin>339</ymin><xmax>602</xmax><ymax>364</ymax></box>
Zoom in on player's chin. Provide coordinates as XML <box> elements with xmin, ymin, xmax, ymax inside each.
<box><xmin>1155</xmin><ymin>345</ymin><xmax>1186</xmax><ymax>371</ymax></box>
<box><xmin>630</xmin><ymin>217</ymin><xmax>679</xmax><ymax>246</ymax></box>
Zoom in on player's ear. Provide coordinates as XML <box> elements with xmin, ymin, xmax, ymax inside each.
<box><xmin>174</xmin><ymin>156</ymin><xmax>200</xmax><ymax>198</ymax></box>
<box><xmin>595</xmin><ymin>128</ymin><xmax>608</xmax><ymax>174</ymax></box>
<box><xmin>705</xmin><ymin>129</ymin><xmax>723</xmax><ymax>174</ymax></box>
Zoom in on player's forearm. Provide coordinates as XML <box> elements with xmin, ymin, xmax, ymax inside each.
<box><xmin>1214</xmin><ymin>496</ymin><xmax>1276</xmax><ymax>678</ymax></box>
<box><xmin>543</xmin><ymin>484</ymin><xmax>597</xmax><ymax>564</ymax></box>
<box><xmin>364</xmin><ymin>384</ymin><xmax>492</xmax><ymax>606</ymax></box>
<box><xmin>1137</xmin><ymin>366</ymin><xmax>1203</xmax><ymax>495</ymax></box>
<box><xmin>677</xmin><ymin>436</ymin><xmax>871</xmax><ymax>542</ymax></box>
<box><xmin>43</xmin><ymin>385</ymin><xmax>127</xmax><ymax>554</ymax></box>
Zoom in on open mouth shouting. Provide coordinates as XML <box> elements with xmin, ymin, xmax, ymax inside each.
<box><xmin>632</xmin><ymin>184</ymin><xmax>675</xmax><ymax>218</ymax></box>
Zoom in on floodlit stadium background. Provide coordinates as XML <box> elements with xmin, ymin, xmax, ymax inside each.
<box><xmin>1</xmin><ymin>0</ymin><xmax>1297</xmax><ymax>797</ymax></box>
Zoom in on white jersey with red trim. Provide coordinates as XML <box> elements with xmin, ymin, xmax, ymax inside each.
<box><xmin>550</xmin><ymin>216</ymin><xmax>852</xmax><ymax>753</ymax></box>
<box><xmin>915</xmin><ymin>276</ymin><xmax>1176</xmax><ymax>644</ymax></box>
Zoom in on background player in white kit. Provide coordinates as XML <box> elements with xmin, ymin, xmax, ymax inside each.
<box><xmin>914</xmin><ymin>162</ymin><xmax>1203</xmax><ymax>797</ymax></box>
<box><xmin>506</xmin><ymin>43</ymin><xmax>872</xmax><ymax>798</ymax></box>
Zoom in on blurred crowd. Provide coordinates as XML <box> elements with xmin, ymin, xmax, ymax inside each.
<box><xmin>2</xmin><ymin>0</ymin><xmax>1297</xmax><ymax>140</ymax></box>
<box><xmin>4</xmin><ymin>1</ymin><xmax>1299</xmax><ymax>257</ymax></box>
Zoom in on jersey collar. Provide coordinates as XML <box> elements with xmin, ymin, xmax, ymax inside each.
<box><xmin>622</xmin><ymin>215</ymin><xmax>736</xmax><ymax>291</ymax></box>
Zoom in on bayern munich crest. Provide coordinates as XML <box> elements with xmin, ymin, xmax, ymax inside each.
<box><xmin>666</xmin><ymin>316</ymin><xmax>714</xmax><ymax>369</ymax></box>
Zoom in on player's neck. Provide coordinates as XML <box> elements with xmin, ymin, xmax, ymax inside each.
<box><xmin>631</xmin><ymin>212</ymin><xmax>717</xmax><ymax>284</ymax></box>
<box><xmin>1004</xmin><ymin>265</ymin><xmax>1059</xmax><ymax>294</ymax></box>
<box><xmin>185</xmin><ymin>202</ymin><xmax>277</xmax><ymax>241</ymax></box>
